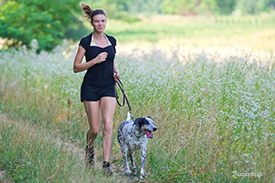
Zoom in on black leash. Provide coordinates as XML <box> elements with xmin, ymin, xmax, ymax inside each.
<box><xmin>114</xmin><ymin>75</ymin><xmax>134</xmax><ymax>121</ymax></box>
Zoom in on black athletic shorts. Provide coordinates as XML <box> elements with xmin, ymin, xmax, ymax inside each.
<box><xmin>80</xmin><ymin>83</ymin><xmax>115</xmax><ymax>102</ymax></box>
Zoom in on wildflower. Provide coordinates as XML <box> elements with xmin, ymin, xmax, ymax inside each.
<box><xmin>194</xmin><ymin>173</ymin><xmax>197</xmax><ymax>175</ymax></box>
<box><xmin>219</xmin><ymin>152</ymin><xmax>222</xmax><ymax>156</ymax></box>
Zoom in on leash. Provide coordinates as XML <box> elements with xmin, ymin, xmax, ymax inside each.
<box><xmin>114</xmin><ymin>75</ymin><xmax>134</xmax><ymax>121</ymax></box>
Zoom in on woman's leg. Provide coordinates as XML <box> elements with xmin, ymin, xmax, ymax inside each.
<box><xmin>100</xmin><ymin>97</ymin><xmax>116</xmax><ymax>162</ymax></box>
<box><xmin>83</xmin><ymin>100</ymin><xmax>101</xmax><ymax>149</ymax></box>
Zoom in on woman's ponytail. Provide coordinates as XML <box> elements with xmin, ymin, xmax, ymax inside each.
<box><xmin>80</xmin><ymin>3</ymin><xmax>93</xmax><ymax>19</ymax></box>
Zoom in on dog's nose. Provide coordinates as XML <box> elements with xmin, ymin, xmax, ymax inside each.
<box><xmin>153</xmin><ymin>127</ymin><xmax>157</xmax><ymax>131</ymax></box>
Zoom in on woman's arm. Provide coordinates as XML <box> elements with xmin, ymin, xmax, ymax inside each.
<box><xmin>113</xmin><ymin>62</ymin><xmax>120</xmax><ymax>81</ymax></box>
<box><xmin>73</xmin><ymin>45</ymin><xmax>108</xmax><ymax>73</ymax></box>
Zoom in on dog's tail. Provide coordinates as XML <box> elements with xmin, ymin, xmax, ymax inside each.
<box><xmin>126</xmin><ymin>112</ymin><xmax>131</xmax><ymax>121</ymax></box>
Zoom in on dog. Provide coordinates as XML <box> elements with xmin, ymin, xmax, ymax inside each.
<box><xmin>117</xmin><ymin>112</ymin><xmax>157</xmax><ymax>179</ymax></box>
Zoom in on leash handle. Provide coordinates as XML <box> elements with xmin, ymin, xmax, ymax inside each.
<box><xmin>114</xmin><ymin>75</ymin><xmax>134</xmax><ymax>121</ymax></box>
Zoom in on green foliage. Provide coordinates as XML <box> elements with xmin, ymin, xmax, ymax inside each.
<box><xmin>236</xmin><ymin>0</ymin><xmax>259</xmax><ymax>14</ymax></box>
<box><xmin>128</xmin><ymin>0</ymin><xmax>165</xmax><ymax>15</ymax></box>
<box><xmin>161</xmin><ymin>0</ymin><xmax>236</xmax><ymax>15</ymax></box>
<box><xmin>86</xmin><ymin>0</ymin><xmax>141</xmax><ymax>22</ymax></box>
<box><xmin>215</xmin><ymin>0</ymin><xmax>237</xmax><ymax>15</ymax></box>
<box><xmin>88</xmin><ymin>0</ymin><xmax>274</xmax><ymax>16</ymax></box>
<box><xmin>0</xmin><ymin>0</ymin><xmax>85</xmax><ymax>51</ymax></box>
<box><xmin>235</xmin><ymin>0</ymin><xmax>275</xmax><ymax>15</ymax></box>
<box><xmin>160</xmin><ymin>0</ymin><xmax>273</xmax><ymax>15</ymax></box>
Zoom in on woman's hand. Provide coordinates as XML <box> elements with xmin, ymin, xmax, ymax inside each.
<box><xmin>113</xmin><ymin>70</ymin><xmax>120</xmax><ymax>81</ymax></box>
<box><xmin>94</xmin><ymin>52</ymin><xmax>108</xmax><ymax>64</ymax></box>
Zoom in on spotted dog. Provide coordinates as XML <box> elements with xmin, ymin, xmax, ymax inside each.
<box><xmin>117</xmin><ymin>112</ymin><xmax>157</xmax><ymax>179</ymax></box>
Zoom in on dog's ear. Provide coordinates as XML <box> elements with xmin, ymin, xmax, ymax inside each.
<box><xmin>134</xmin><ymin>118</ymin><xmax>141</xmax><ymax>124</ymax></box>
<box><xmin>135</xmin><ymin>118</ymin><xmax>149</xmax><ymax>128</ymax></box>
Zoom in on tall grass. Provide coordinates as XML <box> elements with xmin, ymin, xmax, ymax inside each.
<box><xmin>1</xmin><ymin>43</ymin><xmax>275</xmax><ymax>182</ymax></box>
<box><xmin>0</xmin><ymin>114</ymin><xmax>116</xmax><ymax>182</ymax></box>
<box><xmin>103</xmin><ymin>14</ymin><xmax>275</xmax><ymax>52</ymax></box>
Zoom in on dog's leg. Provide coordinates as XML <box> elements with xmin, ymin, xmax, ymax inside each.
<box><xmin>121</xmin><ymin>144</ymin><xmax>131</xmax><ymax>175</ymax></box>
<box><xmin>128</xmin><ymin>150</ymin><xmax>137</xmax><ymax>175</ymax></box>
<box><xmin>140</xmin><ymin>147</ymin><xmax>147</xmax><ymax>179</ymax></box>
<box><xmin>118</xmin><ymin>128</ymin><xmax>131</xmax><ymax>175</ymax></box>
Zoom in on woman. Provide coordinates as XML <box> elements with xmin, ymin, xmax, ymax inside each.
<box><xmin>73</xmin><ymin>3</ymin><xmax>119</xmax><ymax>175</ymax></box>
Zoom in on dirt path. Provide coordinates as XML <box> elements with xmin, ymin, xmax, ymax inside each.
<box><xmin>0</xmin><ymin>113</ymin><xmax>140</xmax><ymax>183</ymax></box>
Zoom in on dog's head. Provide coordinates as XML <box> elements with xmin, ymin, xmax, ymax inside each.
<box><xmin>134</xmin><ymin>117</ymin><xmax>157</xmax><ymax>139</ymax></box>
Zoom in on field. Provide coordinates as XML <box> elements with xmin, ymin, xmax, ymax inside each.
<box><xmin>1</xmin><ymin>14</ymin><xmax>275</xmax><ymax>182</ymax></box>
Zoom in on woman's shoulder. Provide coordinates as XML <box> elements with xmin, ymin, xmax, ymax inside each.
<box><xmin>105</xmin><ymin>34</ymin><xmax>116</xmax><ymax>46</ymax></box>
<box><xmin>79</xmin><ymin>33</ymin><xmax>92</xmax><ymax>49</ymax></box>
<box><xmin>80</xmin><ymin>33</ymin><xmax>92</xmax><ymax>42</ymax></box>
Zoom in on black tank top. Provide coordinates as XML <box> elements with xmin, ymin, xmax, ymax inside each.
<box><xmin>79</xmin><ymin>33</ymin><xmax>116</xmax><ymax>87</ymax></box>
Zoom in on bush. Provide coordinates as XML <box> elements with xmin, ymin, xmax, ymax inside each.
<box><xmin>0</xmin><ymin>0</ymin><xmax>85</xmax><ymax>51</ymax></box>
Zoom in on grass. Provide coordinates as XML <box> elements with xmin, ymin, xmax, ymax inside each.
<box><xmin>1</xmin><ymin>14</ymin><xmax>275</xmax><ymax>182</ymax></box>
<box><xmin>0</xmin><ymin>113</ymin><xmax>117</xmax><ymax>182</ymax></box>
<box><xmin>102</xmin><ymin>13</ymin><xmax>275</xmax><ymax>52</ymax></box>
<box><xmin>1</xmin><ymin>43</ymin><xmax>275</xmax><ymax>182</ymax></box>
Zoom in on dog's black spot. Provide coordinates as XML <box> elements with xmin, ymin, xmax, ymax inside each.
<box><xmin>135</xmin><ymin>118</ymin><xmax>149</xmax><ymax>128</ymax></box>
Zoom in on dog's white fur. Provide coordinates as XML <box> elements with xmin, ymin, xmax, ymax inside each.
<box><xmin>117</xmin><ymin>112</ymin><xmax>157</xmax><ymax>179</ymax></box>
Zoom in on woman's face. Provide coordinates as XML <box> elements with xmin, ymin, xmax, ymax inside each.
<box><xmin>91</xmin><ymin>14</ymin><xmax>106</xmax><ymax>33</ymax></box>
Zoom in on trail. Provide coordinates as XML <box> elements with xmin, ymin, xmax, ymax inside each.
<box><xmin>0</xmin><ymin>113</ymin><xmax>141</xmax><ymax>183</ymax></box>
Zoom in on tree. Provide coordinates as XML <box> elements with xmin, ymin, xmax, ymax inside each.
<box><xmin>256</xmin><ymin>0</ymin><xmax>275</xmax><ymax>12</ymax></box>
<box><xmin>215</xmin><ymin>0</ymin><xmax>237</xmax><ymax>15</ymax></box>
<box><xmin>234</xmin><ymin>0</ymin><xmax>275</xmax><ymax>14</ymax></box>
<box><xmin>128</xmin><ymin>0</ymin><xmax>165</xmax><ymax>15</ymax></box>
<box><xmin>161</xmin><ymin>0</ymin><xmax>198</xmax><ymax>15</ymax></box>
<box><xmin>0</xmin><ymin>0</ymin><xmax>82</xmax><ymax>51</ymax></box>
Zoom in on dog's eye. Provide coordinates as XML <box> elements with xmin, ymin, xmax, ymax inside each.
<box><xmin>142</xmin><ymin>119</ymin><xmax>150</xmax><ymax>125</ymax></box>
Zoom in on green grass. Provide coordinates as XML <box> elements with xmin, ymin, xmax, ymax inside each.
<box><xmin>1</xmin><ymin>42</ymin><xmax>275</xmax><ymax>182</ymax></box>
<box><xmin>0</xmin><ymin>114</ymin><xmax>118</xmax><ymax>182</ymax></box>
<box><xmin>101</xmin><ymin>13</ymin><xmax>275</xmax><ymax>52</ymax></box>
<box><xmin>1</xmin><ymin>14</ymin><xmax>275</xmax><ymax>182</ymax></box>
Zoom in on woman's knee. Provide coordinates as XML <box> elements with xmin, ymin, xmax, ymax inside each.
<box><xmin>103</xmin><ymin>121</ymin><xmax>113</xmax><ymax>134</ymax></box>
<box><xmin>88</xmin><ymin>128</ymin><xmax>100</xmax><ymax>136</ymax></box>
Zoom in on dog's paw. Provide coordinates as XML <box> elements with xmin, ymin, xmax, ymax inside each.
<box><xmin>125</xmin><ymin>169</ymin><xmax>132</xmax><ymax>175</ymax></box>
<box><xmin>132</xmin><ymin>167</ymin><xmax>137</xmax><ymax>175</ymax></box>
<box><xmin>140</xmin><ymin>169</ymin><xmax>146</xmax><ymax>179</ymax></box>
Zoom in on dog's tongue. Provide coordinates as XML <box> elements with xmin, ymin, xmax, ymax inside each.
<box><xmin>145</xmin><ymin>129</ymin><xmax>153</xmax><ymax>139</ymax></box>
